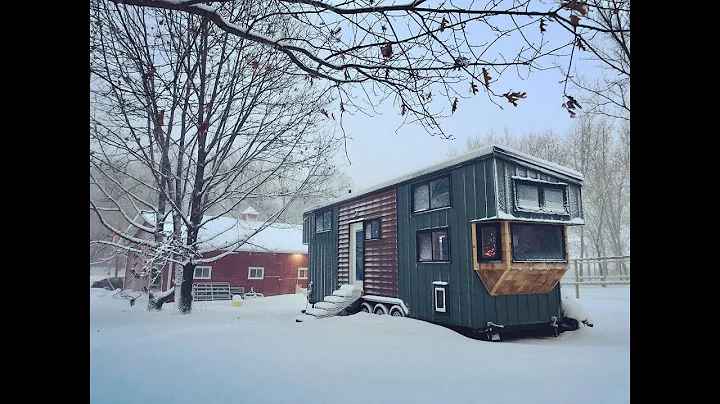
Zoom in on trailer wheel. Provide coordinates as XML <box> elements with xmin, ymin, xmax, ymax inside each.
<box><xmin>373</xmin><ymin>303</ymin><xmax>388</xmax><ymax>315</ymax></box>
<box><xmin>389</xmin><ymin>305</ymin><xmax>404</xmax><ymax>317</ymax></box>
<box><xmin>360</xmin><ymin>302</ymin><xmax>373</xmax><ymax>313</ymax></box>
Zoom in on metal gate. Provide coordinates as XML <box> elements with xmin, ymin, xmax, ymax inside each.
<box><xmin>192</xmin><ymin>282</ymin><xmax>232</xmax><ymax>301</ymax></box>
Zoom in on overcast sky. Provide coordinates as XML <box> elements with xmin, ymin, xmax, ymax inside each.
<box><xmin>334</xmin><ymin>63</ymin><xmax>578</xmax><ymax>191</ymax></box>
<box><xmin>322</xmin><ymin>8</ymin><xmax>598</xmax><ymax>191</ymax></box>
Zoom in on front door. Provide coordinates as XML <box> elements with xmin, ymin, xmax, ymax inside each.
<box><xmin>348</xmin><ymin>222</ymin><xmax>364</xmax><ymax>291</ymax></box>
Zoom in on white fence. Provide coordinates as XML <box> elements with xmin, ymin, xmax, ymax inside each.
<box><xmin>561</xmin><ymin>255</ymin><xmax>630</xmax><ymax>298</ymax></box>
<box><xmin>192</xmin><ymin>282</ymin><xmax>245</xmax><ymax>301</ymax></box>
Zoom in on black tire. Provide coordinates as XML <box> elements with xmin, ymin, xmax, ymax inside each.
<box><xmin>389</xmin><ymin>305</ymin><xmax>404</xmax><ymax>317</ymax></box>
<box><xmin>360</xmin><ymin>302</ymin><xmax>373</xmax><ymax>313</ymax></box>
<box><xmin>373</xmin><ymin>303</ymin><xmax>388</xmax><ymax>315</ymax></box>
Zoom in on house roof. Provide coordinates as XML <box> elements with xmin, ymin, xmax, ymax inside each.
<box><xmin>304</xmin><ymin>144</ymin><xmax>584</xmax><ymax>214</ymax></box>
<box><xmin>137</xmin><ymin>212</ymin><xmax>306</xmax><ymax>254</ymax></box>
<box><xmin>241</xmin><ymin>206</ymin><xmax>259</xmax><ymax>215</ymax></box>
<box><xmin>195</xmin><ymin>216</ymin><xmax>306</xmax><ymax>254</ymax></box>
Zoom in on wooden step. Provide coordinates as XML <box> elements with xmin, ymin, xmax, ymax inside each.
<box><xmin>332</xmin><ymin>289</ymin><xmax>355</xmax><ymax>297</ymax></box>
<box><xmin>324</xmin><ymin>295</ymin><xmax>346</xmax><ymax>303</ymax></box>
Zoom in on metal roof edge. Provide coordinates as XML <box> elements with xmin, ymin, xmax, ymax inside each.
<box><xmin>304</xmin><ymin>144</ymin><xmax>583</xmax><ymax>214</ymax></box>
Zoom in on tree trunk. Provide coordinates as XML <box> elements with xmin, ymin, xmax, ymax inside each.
<box><xmin>148</xmin><ymin>287</ymin><xmax>175</xmax><ymax>310</ymax></box>
<box><xmin>177</xmin><ymin>262</ymin><xmax>195</xmax><ymax>314</ymax></box>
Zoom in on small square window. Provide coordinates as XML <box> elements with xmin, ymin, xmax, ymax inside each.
<box><xmin>477</xmin><ymin>223</ymin><xmax>502</xmax><ymax>262</ymax></box>
<box><xmin>302</xmin><ymin>215</ymin><xmax>310</xmax><ymax>244</ymax></box>
<box><xmin>544</xmin><ymin>188</ymin><xmax>565</xmax><ymax>211</ymax></box>
<box><xmin>297</xmin><ymin>267</ymin><xmax>308</xmax><ymax>279</ymax></box>
<box><xmin>412</xmin><ymin>176</ymin><xmax>450</xmax><ymax>213</ymax></box>
<box><xmin>315</xmin><ymin>210</ymin><xmax>332</xmax><ymax>233</ymax></box>
<box><xmin>248</xmin><ymin>267</ymin><xmax>265</xmax><ymax>280</ymax></box>
<box><xmin>418</xmin><ymin>229</ymin><xmax>450</xmax><ymax>262</ymax></box>
<box><xmin>365</xmin><ymin>219</ymin><xmax>380</xmax><ymax>240</ymax></box>
<box><xmin>434</xmin><ymin>287</ymin><xmax>446</xmax><ymax>313</ymax></box>
<box><xmin>413</xmin><ymin>184</ymin><xmax>430</xmax><ymax>212</ymax></box>
<box><xmin>513</xmin><ymin>178</ymin><xmax>569</xmax><ymax>215</ymax></box>
<box><xmin>516</xmin><ymin>183</ymin><xmax>540</xmax><ymax>210</ymax></box>
<box><xmin>429</xmin><ymin>177</ymin><xmax>450</xmax><ymax>209</ymax></box>
<box><xmin>193</xmin><ymin>266</ymin><xmax>212</xmax><ymax>279</ymax></box>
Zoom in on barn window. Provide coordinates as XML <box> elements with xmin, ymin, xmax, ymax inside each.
<box><xmin>511</xmin><ymin>223</ymin><xmax>566</xmax><ymax>262</ymax></box>
<box><xmin>476</xmin><ymin>223</ymin><xmax>502</xmax><ymax>262</ymax></box>
<box><xmin>193</xmin><ymin>266</ymin><xmax>212</xmax><ymax>279</ymax></box>
<box><xmin>297</xmin><ymin>267</ymin><xmax>308</xmax><ymax>279</ymax></box>
<box><xmin>315</xmin><ymin>210</ymin><xmax>333</xmax><ymax>233</ymax></box>
<box><xmin>248</xmin><ymin>266</ymin><xmax>265</xmax><ymax>280</ymax></box>
<box><xmin>412</xmin><ymin>176</ymin><xmax>451</xmax><ymax>213</ymax></box>
<box><xmin>418</xmin><ymin>228</ymin><xmax>450</xmax><ymax>262</ymax></box>
<box><xmin>433</xmin><ymin>282</ymin><xmax>448</xmax><ymax>313</ymax></box>
<box><xmin>364</xmin><ymin>219</ymin><xmax>380</xmax><ymax>240</ymax></box>
<box><xmin>513</xmin><ymin>178</ymin><xmax>569</xmax><ymax>215</ymax></box>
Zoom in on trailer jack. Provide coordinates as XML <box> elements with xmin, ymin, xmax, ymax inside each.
<box><xmin>481</xmin><ymin>322</ymin><xmax>504</xmax><ymax>341</ymax></box>
<box><xmin>551</xmin><ymin>316</ymin><xmax>558</xmax><ymax>337</ymax></box>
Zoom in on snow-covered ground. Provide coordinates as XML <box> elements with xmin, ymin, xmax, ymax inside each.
<box><xmin>90</xmin><ymin>286</ymin><xmax>630</xmax><ymax>404</ymax></box>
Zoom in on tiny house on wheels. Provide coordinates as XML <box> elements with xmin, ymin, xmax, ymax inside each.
<box><xmin>297</xmin><ymin>145</ymin><xmax>585</xmax><ymax>340</ymax></box>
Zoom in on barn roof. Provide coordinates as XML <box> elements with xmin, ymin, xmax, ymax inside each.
<box><xmin>304</xmin><ymin>144</ymin><xmax>583</xmax><ymax>214</ymax></box>
<box><xmin>195</xmin><ymin>216</ymin><xmax>306</xmax><ymax>254</ymax></box>
<box><xmin>137</xmin><ymin>212</ymin><xmax>306</xmax><ymax>254</ymax></box>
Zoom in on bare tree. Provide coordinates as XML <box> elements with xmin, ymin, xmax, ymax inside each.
<box><xmin>446</xmin><ymin>128</ymin><xmax>569</xmax><ymax>165</ymax></box>
<box><xmin>559</xmin><ymin>0</ymin><xmax>630</xmax><ymax>121</ymax></box>
<box><xmin>90</xmin><ymin>0</ymin><xmax>343</xmax><ymax>313</ymax></box>
<box><xmin>106</xmin><ymin>0</ymin><xmax>630</xmax><ymax>138</ymax></box>
<box><xmin>249</xmin><ymin>168</ymin><xmax>353</xmax><ymax>224</ymax></box>
<box><xmin>565</xmin><ymin>115</ymin><xmax>628</xmax><ymax>283</ymax></box>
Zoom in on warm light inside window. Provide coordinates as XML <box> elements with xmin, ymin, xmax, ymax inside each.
<box><xmin>477</xmin><ymin>223</ymin><xmax>501</xmax><ymax>262</ymax></box>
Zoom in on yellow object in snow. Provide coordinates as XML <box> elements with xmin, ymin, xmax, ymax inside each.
<box><xmin>233</xmin><ymin>301</ymin><xmax>243</xmax><ymax>307</ymax></box>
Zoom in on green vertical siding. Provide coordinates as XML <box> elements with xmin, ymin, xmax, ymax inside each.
<box><xmin>496</xmin><ymin>155</ymin><xmax>583</xmax><ymax>222</ymax></box>
<box><xmin>397</xmin><ymin>157</ymin><xmax>565</xmax><ymax>329</ymax></box>
<box><xmin>306</xmin><ymin>207</ymin><xmax>339</xmax><ymax>304</ymax></box>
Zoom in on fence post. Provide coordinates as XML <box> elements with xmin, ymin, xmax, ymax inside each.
<box><xmin>574</xmin><ymin>260</ymin><xmax>580</xmax><ymax>298</ymax></box>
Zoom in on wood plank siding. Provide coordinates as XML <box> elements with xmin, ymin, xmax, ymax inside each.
<box><xmin>338</xmin><ymin>189</ymin><xmax>399</xmax><ymax>297</ymax></box>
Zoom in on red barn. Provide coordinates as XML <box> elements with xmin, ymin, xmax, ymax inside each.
<box><xmin>123</xmin><ymin>208</ymin><xmax>308</xmax><ymax>297</ymax></box>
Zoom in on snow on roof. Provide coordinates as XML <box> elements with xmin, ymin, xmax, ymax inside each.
<box><xmin>304</xmin><ymin>144</ymin><xmax>583</xmax><ymax>214</ymax></box>
<box><xmin>192</xmin><ymin>216</ymin><xmax>306</xmax><ymax>254</ymax></box>
<box><xmin>140</xmin><ymin>213</ymin><xmax>306</xmax><ymax>254</ymax></box>
<box><xmin>241</xmin><ymin>206</ymin><xmax>259</xmax><ymax>215</ymax></box>
<box><xmin>472</xmin><ymin>212</ymin><xmax>585</xmax><ymax>225</ymax></box>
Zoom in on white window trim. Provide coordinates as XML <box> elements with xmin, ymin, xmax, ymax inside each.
<box><xmin>434</xmin><ymin>286</ymin><xmax>447</xmax><ymax>313</ymax></box>
<box><xmin>193</xmin><ymin>265</ymin><xmax>212</xmax><ymax>280</ymax></box>
<box><xmin>297</xmin><ymin>267</ymin><xmax>308</xmax><ymax>279</ymax></box>
<box><xmin>248</xmin><ymin>266</ymin><xmax>265</xmax><ymax>280</ymax></box>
